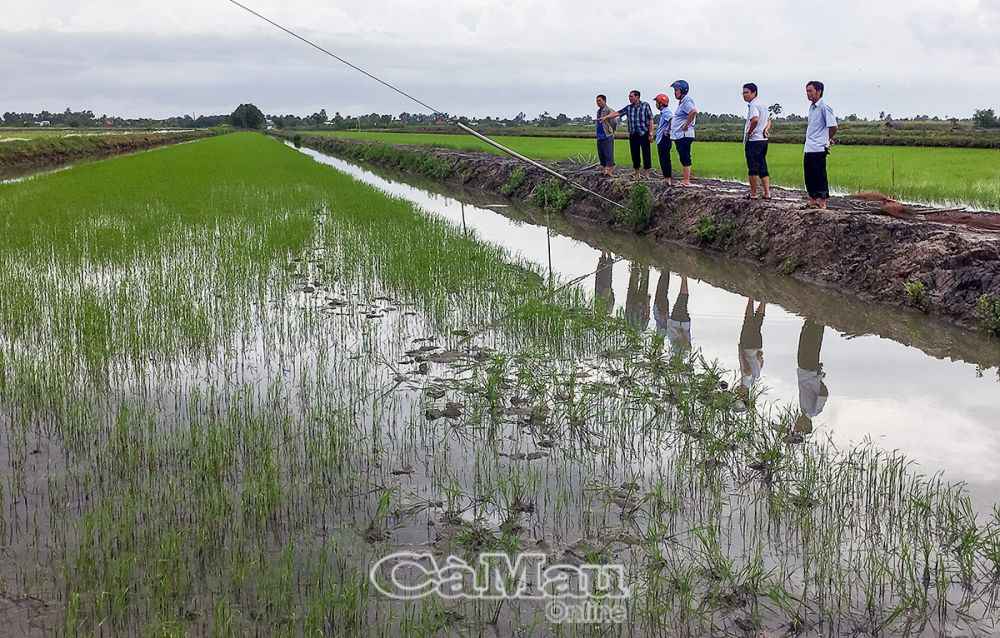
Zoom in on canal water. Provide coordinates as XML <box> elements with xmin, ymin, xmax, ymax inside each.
<box><xmin>295</xmin><ymin>145</ymin><xmax>1000</xmax><ymax>514</ymax></box>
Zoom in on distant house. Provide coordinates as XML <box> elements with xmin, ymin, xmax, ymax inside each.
<box><xmin>38</xmin><ymin>120</ymin><xmax>50</xmax><ymax>126</ymax></box>
<box><xmin>435</xmin><ymin>119</ymin><xmax>445</xmax><ymax>125</ymax></box>
<box><xmin>265</xmin><ymin>119</ymin><xmax>276</xmax><ymax>130</ymax></box>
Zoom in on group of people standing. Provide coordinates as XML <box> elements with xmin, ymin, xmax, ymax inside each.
<box><xmin>595</xmin><ymin>80</ymin><xmax>697</xmax><ymax>187</ymax></box>
<box><xmin>595</xmin><ymin>80</ymin><xmax>838</xmax><ymax>208</ymax></box>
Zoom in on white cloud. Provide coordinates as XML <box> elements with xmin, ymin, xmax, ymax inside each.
<box><xmin>2</xmin><ymin>0</ymin><xmax>999</xmax><ymax>118</ymax></box>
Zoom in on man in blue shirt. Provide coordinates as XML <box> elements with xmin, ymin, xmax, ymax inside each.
<box><xmin>803</xmin><ymin>80</ymin><xmax>838</xmax><ymax>209</ymax></box>
<box><xmin>669</xmin><ymin>80</ymin><xmax>698</xmax><ymax>187</ymax></box>
<box><xmin>595</xmin><ymin>94</ymin><xmax>617</xmax><ymax>177</ymax></box>
<box><xmin>600</xmin><ymin>90</ymin><xmax>654</xmax><ymax>179</ymax></box>
<box><xmin>654</xmin><ymin>93</ymin><xmax>673</xmax><ymax>185</ymax></box>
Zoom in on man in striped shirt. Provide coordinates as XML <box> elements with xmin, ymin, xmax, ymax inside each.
<box><xmin>600</xmin><ymin>90</ymin><xmax>654</xmax><ymax>179</ymax></box>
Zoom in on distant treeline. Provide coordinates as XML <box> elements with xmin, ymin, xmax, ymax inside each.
<box><xmin>4</xmin><ymin>105</ymin><xmax>1000</xmax><ymax>148</ymax></box>
<box><xmin>5</xmin><ymin>106</ymin><xmax>1000</xmax><ymax>130</ymax></box>
<box><xmin>0</xmin><ymin>109</ymin><xmax>230</xmax><ymax>129</ymax></box>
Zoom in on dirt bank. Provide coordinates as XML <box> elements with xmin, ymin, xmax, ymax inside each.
<box><xmin>286</xmin><ymin>133</ymin><xmax>1000</xmax><ymax>332</ymax></box>
<box><xmin>0</xmin><ymin>131</ymin><xmax>214</xmax><ymax>180</ymax></box>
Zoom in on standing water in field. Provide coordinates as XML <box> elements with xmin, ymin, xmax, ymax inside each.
<box><xmin>4</xmin><ymin>134</ymin><xmax>1000</xmax><ymax>637</ymax></box>
<box><xmin>295</xmin><ymin>144</ymin><xmax>1000</xmax><ymax>513</ymax></box>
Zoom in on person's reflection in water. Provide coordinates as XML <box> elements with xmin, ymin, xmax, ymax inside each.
<box><xmin>796</xmin><ymin>317</ymin><xmax>829</xmax><ymax>435</ymax></box>
<box><xmin>653</xmin><ymin>269</ymin><xmax>670</xmax><ymax>335</ymax></box>
<box><xmin>594</xmin><ymin>251</ymin><xmax>615</xmax><ymax>315</ymax></box>
<box><xmin>663</xmin><ymin>273</ymin><xmax>692</xmax><ymax>351</ymax></box>
<box><xmin>737</xmin><ymin>297</ymin><xmax>766</xmax><ymax>397</ymax></box>
<box><xmin>624</xmin><ymin>262</ymin><xmax>650</xmax><ymax>330</ymax></box>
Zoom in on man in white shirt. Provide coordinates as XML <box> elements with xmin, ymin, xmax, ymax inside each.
<box><xmin>742</xmin><ymin>83</ymin><xmax>771</xmax><ymax>199</ymax></box>
<box><xmin>803</xmin><ymin>80</ymin><xmax>838</xmax><ymax>209</ymax></box>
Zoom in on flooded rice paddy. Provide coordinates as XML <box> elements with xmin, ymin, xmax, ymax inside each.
<box><xmin>1</xmin><ymin>134</ymin><xmax>999</xmax><ymax>637</ymax></box>
<box><xmin>298</xmin><ymin>145</ymin><xmax>1000</xmax><ymax>514</ymax></box>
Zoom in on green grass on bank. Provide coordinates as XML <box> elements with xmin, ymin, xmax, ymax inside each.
<box><xmin>0</xmin><ymin>131</ymin><xmax>213</xmax><ymax>178</ymax></box>
<box><xmin>0</xmin><ymin>130</ymin><xmax>63</xmax><ymax>139</ymax></box>
<box><xmin>0</xmin><ymin>129</ymin><xmax>191</xmax><ymax>140</ymax></box>
<box><xmin>316</xmin><ymin>130</ymin><xmax>1000</xmax><ymax>210</ymax></box>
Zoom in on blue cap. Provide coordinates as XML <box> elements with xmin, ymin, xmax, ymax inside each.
<box><xmin>670</xmin><ymin>80</ymin><xmax>689</xmax><ymax>94</ymax></box>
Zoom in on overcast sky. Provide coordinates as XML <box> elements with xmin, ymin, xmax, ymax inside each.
<box><xmin>3</xmin><ymin>0</ymin><xmax>1000</xmax><ymax>120</ymax></box>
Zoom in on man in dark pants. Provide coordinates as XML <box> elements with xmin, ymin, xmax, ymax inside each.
<box><xmin>742</xmin><ymin>83</ymin><xmax>771</xmax><ymax>199</ymax></box>
<box><xmin>653</xmin><ymin>93</ymin><xmax>673</xmax><ymax>185</ymax></box>
<box><xmin>600</xmin><ymin>90</ymin><xmax>654</xmax><ymax>179</ymax></box>
<box><xmin>669</xmin><ymin>80</ymin><xmax>698</xmax><ymax>187</ymax></box>
<box><xmin>803</xmin><ymin>81</ymin><xmax>838</xmax><ymax>209</ymax></box>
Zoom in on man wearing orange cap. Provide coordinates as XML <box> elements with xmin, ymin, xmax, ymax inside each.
<box><xmin>654</xmin><ymin>93</ymin><xmax>673</xmax><ymax>186</ymax></box>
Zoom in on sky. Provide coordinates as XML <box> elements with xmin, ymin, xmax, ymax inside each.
<box><xmin>3</xmin><ymin>0</ymin><xmax>1000</xmax><ymax>121</ymax></box>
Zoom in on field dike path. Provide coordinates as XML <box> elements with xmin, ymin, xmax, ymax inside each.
<box><xmin>285</xmin><ymin>133</ymin><xmax>1000</xmax><ymax>332</ymax></box>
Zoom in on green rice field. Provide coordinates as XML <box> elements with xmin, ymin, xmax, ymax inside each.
<box><xmin>3</xmin><ymin>132</ymin><xmax>1000</xmax><ymax>636</ymax></box>
<box><xmin>317</xmin><ymin>131</ymin><xmax>1000</xmax><ymax>210</ymax></box>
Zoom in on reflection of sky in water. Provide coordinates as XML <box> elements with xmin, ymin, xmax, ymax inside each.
<box><xmin>297</xmin><ymin>146</ymin><xmax>1000</xmax><ymax>511</ymax></box>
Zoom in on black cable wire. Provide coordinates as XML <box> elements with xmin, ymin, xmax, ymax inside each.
<box><xmin>227</xmin><ymin>0</ymin><xmax>444</xmax><ymax>116</ymax></box>
<box><xmin>226</xmin><ymin>0</ymin><xmax>628</xmax><ymax>211</ymax></box>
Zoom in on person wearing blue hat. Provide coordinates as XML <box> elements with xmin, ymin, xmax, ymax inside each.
<box><xmin>669</xmin><ymin>80</ymin><xmax>698</xmax><ymax>187</ymax></box>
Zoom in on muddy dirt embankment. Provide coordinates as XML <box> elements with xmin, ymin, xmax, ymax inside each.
<box><xmin>287</xmin><ymin>133</ymin><xmax>1000</xmax><ymax>332</ymax></box>
<box><xmin>0</xmin><ymin>131</ymin><xmax>215</xmax><ymax>180</ymax></box>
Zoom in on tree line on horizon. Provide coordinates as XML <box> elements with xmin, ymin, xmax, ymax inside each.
<box><xmin>3</xmin><ymin>104</ymin><xmax>1000</xmax><ymax>130</ymax></box>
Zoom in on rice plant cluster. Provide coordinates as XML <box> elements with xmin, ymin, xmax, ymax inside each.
<box><xmin>1</xmin><ymin>133</ymin><xmax>998</xmax><ymax>637</ymax></box>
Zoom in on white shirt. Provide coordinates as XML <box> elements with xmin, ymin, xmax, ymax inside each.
<box><xmin>797</xmin><ymin>368</ymin><xmax>829</xmax><ymax>417</ymax></box>
<box><xmin>744</xmin><ymin>98</ymin><xmax>768</xmax><ymax>142</ymax></box>
<box><xmin>805</xmin><ymin>99</ymin><xmax>837</xmax><ymax>153</ymax></box>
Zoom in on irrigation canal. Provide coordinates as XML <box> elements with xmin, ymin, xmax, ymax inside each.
<box><xmin>294</xmin><ymin>144</ymin><xmax>1000</xmax><ymax>515</ymax></box>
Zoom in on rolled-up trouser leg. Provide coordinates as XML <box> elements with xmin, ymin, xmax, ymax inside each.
<box><xmin>675</xmin><ymin>137</ymin><xmax>693</xmax><ymax>167</ymax></box>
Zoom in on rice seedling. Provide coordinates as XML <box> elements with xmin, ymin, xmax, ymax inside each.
<box><xmin>1</xmin><ymin>132</ymin><xmax>998</xmax><ymax>637</ymax></box>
